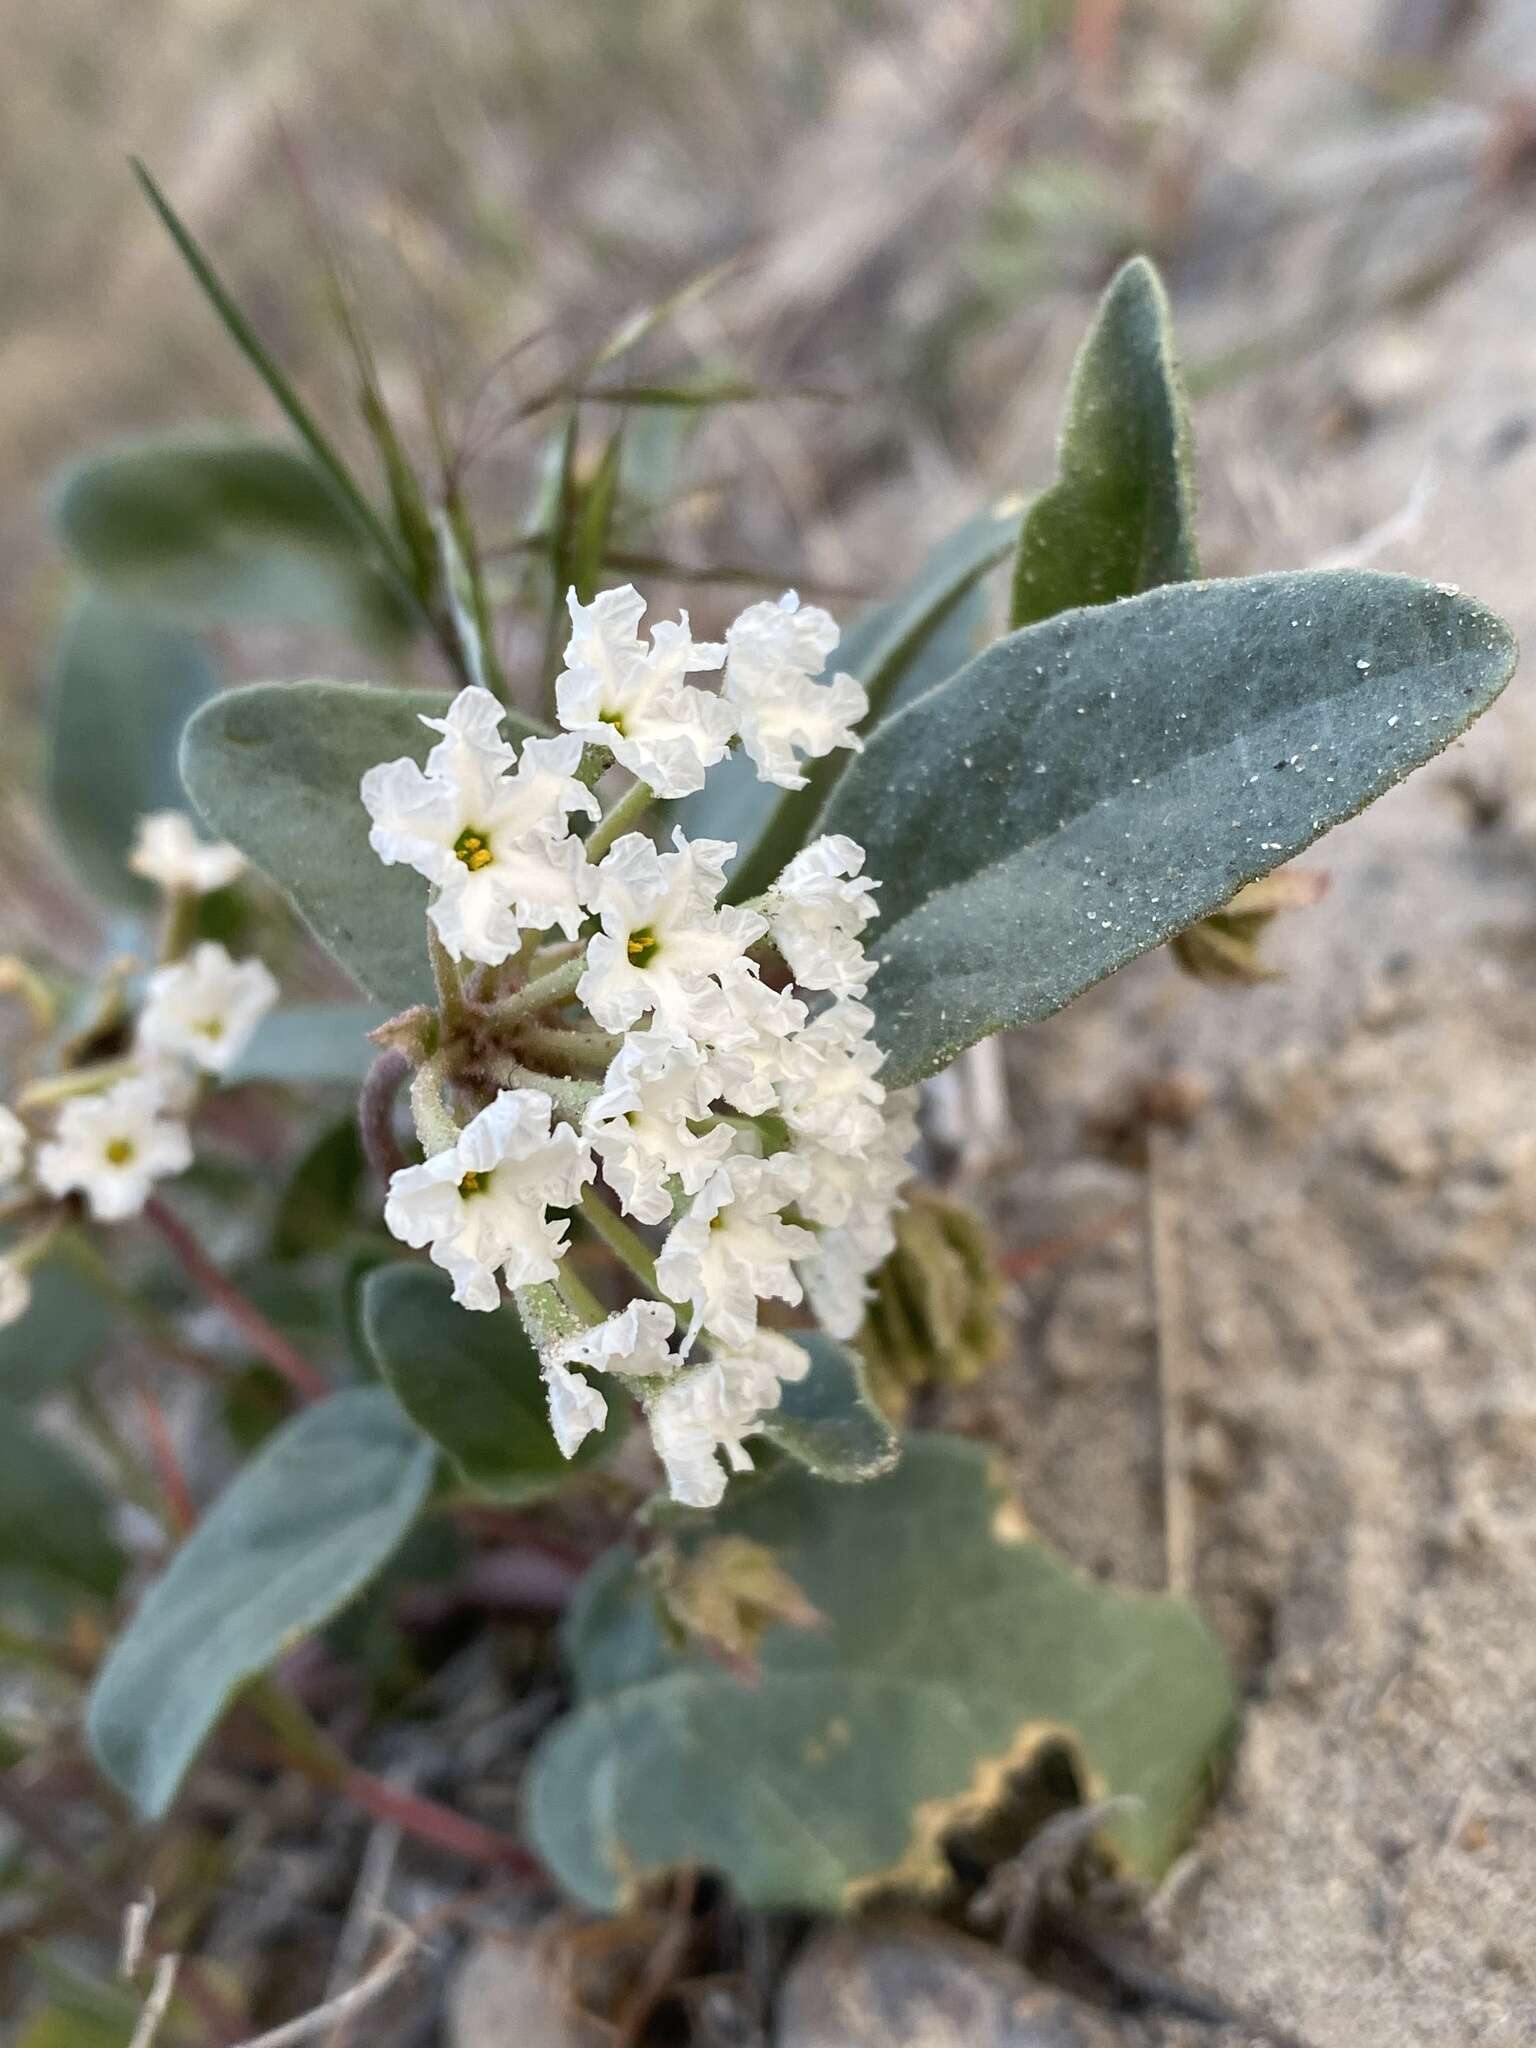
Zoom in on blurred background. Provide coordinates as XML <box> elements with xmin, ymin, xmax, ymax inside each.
<box><xmin>6</xmin><ymin>1</ymin><xmax>1536</xmax><ymax>2041</ymax></box>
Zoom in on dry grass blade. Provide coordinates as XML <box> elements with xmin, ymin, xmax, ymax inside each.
<box><xmin>225</xmin><ymin>1927</ymin><xmax>419</xmax><ymax>2048</ymax></box>
<box><xmin>127</xmin><ymin>1953</ymin><xmax>180</xmax><ymax>2048</ymax></box>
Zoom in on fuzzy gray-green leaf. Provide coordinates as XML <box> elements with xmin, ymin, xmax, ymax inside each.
<box><xmin>527</xmin><ymin>1436</ymin><xmax>1234</xmax><ymax>1911</ymax></box>
<box><xmin>180</xmin><ymin>682</ymin><xmax>538</xmax><ymax>1007</ymax></box>
<box><xmin>87</xmin><ymin>1388</ymin><xmax>433</xmax><ymax>1818</ymax></box>
<box><xmin>826</xmin><ymin>570</ymin><xmax>1516</xmax><ymax>1086</ymax></box>
<box><xmin>45</xmin><ymin>593</ymin><xmax>221</xmax><ymax>911</ymax></box>
<box><xmin>759</xmin><ymin>1334</ymin><xmax>898</xmax><ymax>1481</ymax></box>
<box><xmin>54</xmin><ymin>435</ymin><xmax>413</xmax><ymax>645</ymax></box>
<box><xmin>1010</xmin><ymin>256</ymin><xmax>1198</xmax><ymax>629</ymax></box>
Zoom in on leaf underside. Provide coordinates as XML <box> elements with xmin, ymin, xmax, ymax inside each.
<box><xmin>759</xmin><ymin>1333</ymin><xmax>898</xmax><ymax>1481</ymax></box>
<box><xmin>527</xmin><ymin>1437</ymin><xmax>1234</xmax><ymax>1911</ymax></box>
<box><xmin>826</xmin><ymin>570</ymin><xmax>1517</xmax><ymax>1085</ymax></box>
<box><xmin>87</xmin><ymin>1388</ymin><xmax>434</xmax><ymax>1818</ymax></box>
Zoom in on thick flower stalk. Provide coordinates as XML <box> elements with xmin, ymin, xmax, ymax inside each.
<box><xmin>364</xmin><ymin>584</ymin><xmax>915</xmax><ymax>1508</ymax></box>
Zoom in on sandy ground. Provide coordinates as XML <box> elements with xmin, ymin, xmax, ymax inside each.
<box><xmin>951</xmin><ymin>195</ymin><xmax>1536</xmax><ymax>2048</ymax></box>
<box><xmin>6</xmin><ymin>2</ymin><xmax>1536</xmax><ymax>2041</ymax></box>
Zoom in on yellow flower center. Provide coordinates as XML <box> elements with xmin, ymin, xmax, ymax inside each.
<box><xmin>458</xmin><ymin>1169</ymin><xmax>487</xmax><ymax>1198</ymax></box>
<box><xmin>627</xmin><ymin>926</ymin><xmax>660</xmax><ymax>967</ymax></box>
<box><xmin>454</xmin><ymin>828</ymin><xmax>494</xmax><ymax>873</ymax></box>
<box><xmin>105</xmin><ymin>1138</ymin><xmax>136</xmax><ymax>1166</ymax></box>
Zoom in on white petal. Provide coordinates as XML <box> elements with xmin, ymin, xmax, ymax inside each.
<box><xmin>544</xmin><ymin>1361</ymin><xmax>609</xmax><ymax>1458</ymax></box>
<box><xmin>137</xmin><ymin>944</ymin><xmax>279</xmax><ymax>1075</ymax></box>
<box><xmin>552</xmin><ymin>1299</ymin><xmax>678</xmax><ymax>1377</ymax></box>
<box><xmin>724</xmin><ymin>592</ymin><xmax>867</xmax><ymax>789</ymax></box>
<box><xmin>128</xmin><ymin>811</ymin><xmax>246</xmax><ymax>895</ymax></box>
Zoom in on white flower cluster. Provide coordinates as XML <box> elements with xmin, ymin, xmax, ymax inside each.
<box><xmin>366</xmin><ymin>585</ymin><xmax>915</xmax><ymax>1507</ymax></box>
<box><xmin>0</xmin><ymin>815</ymin><xmax>274</xmax><ymax>1327</ymax></box>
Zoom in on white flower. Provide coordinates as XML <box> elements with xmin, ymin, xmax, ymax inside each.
<box><xmin>551</xmin><ymin>1299</ymin><xmax>678</xmax><ymax>1378</ymax></box>
<box><xmin>583</xmin><ymin>1029</ymin><xmax>733</xmax><ymax>1226</ymax></box>
<box><xmin>655</xmin><ymin>1151</ymin><xmax>815</xmax><ymax>1348</ymax></box>
<box><xmin>383</xmin><ymin>1089</ymin><xmax>593</xmax><ymax>1311</ymax></box>
<box><xmin>0</xmin><ymin>1105</ymin><xmax>27</xmax><ymax>1186</ymax></box>
<box><xmin>765</xmin><ymin>834</ymin><xmax>879</xmax><ymax>997</ymax></box>
<box><xmin>695</xmin><ymin>965</ymin><xmax>812</xmax><ymax>1116</ymax></box>
<box><xmin>798</xmin><ymin>1089</ymin><xmax>918</xmax><ymax>1336</ymax></box>
<box><xmin>37</xmin><ymin>1077</ymin><xmax>192</xmax><ymax>1222</ymax></box>
<box><xmin>776</xmin><ymin>997</ymin><xmax>886</xmax><ymax>1156</ymax></box>
<box><xmin>0</xmin><ymin>1258</ymin><xmax>31</xmax><ymax>1330</ymax></box>
<box><xmin>128</xmin><ymin>811</ymin><xmax>246</xmax><ymax>896</ymax></box>
<box><xmin>137</xmin><ymin>943</ymin><xmax>279</xmax><ymax>1076</ymax></box>
<box><xmin>647</xmin><ymin>1329</ymin><xmax>809</xmax><ymax>1506</ymax></box>
<box><xmin>361</xmin><ymin>687</ymin><xmax>599</xmax><ymax>965</ymax></box>
<box><xmin>579</xmin><ymin>830</ymin><xmax>766</xmax><ymax>1037</ymax></box>
<box><xmin>543</xmin><ymin>1360</ymin><xmax>608</xmax><ymax>1459</ymax></box>
<box><xmin>556</xmin><ymin>585</ymin><xmax>734</xmax><ymax>798</ymax></box>
<box><xmin>723</xmin><ymin>591</ymin><xmax>868</xmax><ymax>789</ymax></box>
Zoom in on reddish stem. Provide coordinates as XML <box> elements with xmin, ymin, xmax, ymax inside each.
<box><xmin>358</xmin><ymin>1049</ymin><xmax>411</xmax><ymax>1187</ymax></box>
<box><xmin>145</xmin><ymin>1197</ymin><xmax>328</xmax><ymax>1403</ymax></box>
<box><xmin>339</xmin><ymin>1767</ymin><xmax>547</xmax><ymax>1881</ymax></box>
<box><xmin>135</xmin><ymin>1378</ymin><xmax>197</xmax><ymax>1534</ymax></box>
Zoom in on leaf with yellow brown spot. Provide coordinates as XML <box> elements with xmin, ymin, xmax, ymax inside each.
<box><xmin>526</xmin><ymin>1436</ymin><xmax>1235</xmax><ymax>1911</ymax></box>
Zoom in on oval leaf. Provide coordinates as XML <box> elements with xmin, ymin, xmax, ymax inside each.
<box><xmin>759</xmin><ymin>1333</ymin><xmax>897</xmax><ymax>1481</ymax></box>
<box><xmin>1010</xmin><ymin>256</ymin><xmax>1198</xmax><ymax>629</ymax></box>
<box><xmin>54</xmin><ymin>435</ymin><xmax>412</xmax><ymax>646</ymax></box>
<box><xmin>825</xmin><ymin>570</ymin><xmax>1516</xmax><ymax>1085</ymax></box>
<box><xmin>181</xmin><ymin>681</ymin><xmax>534</xmax><ymax>1007</ymax></box>
<box><xmin>361</xmin><ymin>1263</ymin><xmax>625</xmax><ymax>1500</ymax></box>
<box><xmin>87</xmin><ymin>1387</ymin><xmax>434</xmax><ymax>1818</ymax></box>
<box><xmin>45</xmin><ymin>593</ymin><xmax>221</xmax><ymax>911</ymax></box>
<box><xmin>527</xmin><ymin>1436</ymin><xmax>1234</xmax><ymax>1910</ymax></box>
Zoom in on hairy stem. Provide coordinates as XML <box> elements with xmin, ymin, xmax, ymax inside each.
<box><xmin>408</xmin><ymin>1053</ymin><xmax>462</xmax><ymax>1153</ymax></box>
<box><xmin>515</xmin><ymin>1022</ymin><xmax>621</xmax><ymax>1074</ymax></box>
<box><xmin>585</xmin><ymin>777</ymin><xmax>654</xmax><ymax>863</ymax></box>
<box><xmin>358</xmin><ymin>1049</ymin><xmax>410</xmax><ymax>1186</ymax></box>
<box><xmin>482</xmin><ymin>954</ymin><xmax>584</xmax><ymax>1026</ymax></box>
<box><xmin>144</xmin><ymin>1198</ymin><xmax>328</xmax><ymax>1403</ymax></box>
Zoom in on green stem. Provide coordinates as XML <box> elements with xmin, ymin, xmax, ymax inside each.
<box><xmin>585</xmin><ymin>778</ymin><xmax>654</xmax><ymax>862</ymax></box>
<box><xmin>428</xmin><ymin>924</ymin><xmax>470</xmax><ymax>1039</ymax></box>
<box><xmin>516</xmin><ymin>1022</ymin><xmax>621</xmax><ymax>1074</ymax></box>
<box><xmin>557</xmin><ymin>1264</ymin><xmax>608</xmax><ymax>1324</ymax></box>
<box><xmin>483</xmin><ymin>955</ymin><xmax>585</xmax><ymax>1026</ymax></box>
<box><xmin>578</xmin><ymin>1187</ymin><xmax>661</xmax><ymax>1296</ymax></box>
<box><xmin>18</xmin><ymin>1057</ymin><xmax>141</xmax><ymax>1110</ymax></box>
